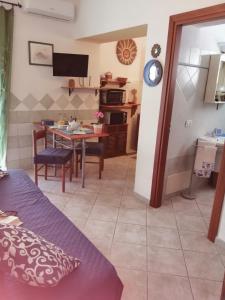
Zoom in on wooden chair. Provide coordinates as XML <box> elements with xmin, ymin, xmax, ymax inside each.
<box><xmin>32</xmin><ymin>129</ymin><xmax>73</xmax><ymax>192</ymax></box>
<box><xmin>75</xmin><ymin>142</ymin><xmax>104</xmax><ymax>179</ymax></box>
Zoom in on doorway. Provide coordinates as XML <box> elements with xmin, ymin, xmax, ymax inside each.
<box><xmin>150</xmin><ymin>3</ymin><xmax>225</xmax><ymax>242</ymax></box>
<box><xmin>80</xmin><ymin>25</ymin><xmax>148</xmax><ymax>197</ymax></box>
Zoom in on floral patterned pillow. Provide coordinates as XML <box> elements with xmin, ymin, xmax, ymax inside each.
<box><xmin>0</xmin><ymin>224</ymin><xmax>80</xmax><ymax>287</ymax></box>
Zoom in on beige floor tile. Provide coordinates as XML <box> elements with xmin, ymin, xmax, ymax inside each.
<box><xmin>123</xmin><ymin>187</ymin><xmax>137</xmax><ymax>197</ymax></box>
<box><xmin>95</xmin><ymin>193</ymin><xmax>122</xmax><ymax>208</ymax></box>
<box><xmin>176</xmin><ymin>214</ymin><xmax>207</xmax><ymax>233</ymax></box>
<box><xmin>63</xmin><ymin>203</ymin><xmax>92</xmax><ymax>219</ymax></box>
<box><xmin>184</xmin><ymin>251</ymin><xmax>224</xmax><ymax>281</ymax></box>
<box><xmin>117</xmin><ymin>267</ymin><xmax>147</xmax><ymax>300</ymax></box>
<box><xmin>148</xmin><ymin>273</ymin><xmax>193</xmax><ymax>300</ymax></box>
<box><xmin>45</xmin><ymin>193</ymin><xmax>69</xmax><ymax>211</ymax></box>
<box><xmin>221</xmin><ymin>255</ymin><xmax>225</xmax><ymax>266</ymax></box>
<box><xmin>64</xmin><ymin>192</ymin><xmax>97</xmax><ymax>207</ymax></box>
<box><xmin>75</xmin><ymin>180</ymin><xmax>100</xmax><ymax>193</ymax></box>
<box><xmin>149</xmin><ymin>198</ymin><xmax>173</xmax><ymax>213</ymax></box>
<box><xmin>121</xmin><ymin>195</ymin><xmax>147</xmax><ymax>209</ymax></box>
<box><xmin>110</xmin><ymin>242</ymin><xmax>147</xmax><ymax>271</ymax></box>
<box><xmin>198</xmin><ymin>204</ymin><xmax>213</xmax><ymax>218</ymax></box>
<box><xmin>147</xmin><ymin>227</ymin><xmax>181</xmax><ymax>249</ymax></box>
<box><xmin>88</xmin><ymin>237</ymin><xmax>112</xmax><ymax>257</ymax></box>
<box><xmin>99</xmin><ymin>185</ymin><xmax>125</xmax><ymax>195</ymax></box>
<box><xmin>147</xmin><ymin>210</ymin><xmax>177</xmax><ymax>229</ymax></box>
<box><xmin>69</xmin><ymin>217</ymin><xmax>87</xmax><ymax>232</ymax></box>
<box><xmin>172</xmin><ymin>197</ymin><xmax>201</xmax><ymax>216</ymax></box>
<box><xmin>190</xmin><ymin>278</ymin><xmax>222</xmax><ymax>300</ymax></box>
<box><xmin>84</xmin><ymin>219</ymin><xmax>116</xmax><ymax>240</ymax></box>
<box><xmin>148</xmin><ymin>246</ymin><xmax>187</xmax><ymax>276</ymax></box>
<box><xmin>114</xmin><ymin>223</ymin><xmax>147</xmax><ymax>245</ymax></box>
<box><xmin>89</xmin><ymin>204</ymin><xmax>119</xmax><ymax>222</ymax></box>
<box><xmin>180</xmin><ymin>231</ymin><xmax>217</xmax><ymax>253</ymax></box>
<box><xmin>195</xmin><ymin>188</ymin><xmax>215</xmax><ymax>207</ymax></box>
<box><xmin>216</xmin><ymin>243</ymin><xmax>225</xmax><ymax>256</ymax></box>
<box><xmin>118</xmin><ymin>208</ymin><xmax>147</xmax><ymax>226</ymax></box>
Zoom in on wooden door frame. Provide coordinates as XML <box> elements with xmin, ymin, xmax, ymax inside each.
<box><xmin>150</xmin><ymin>3</ymin><xmax>225</xmax><ymax>240</ymax></box>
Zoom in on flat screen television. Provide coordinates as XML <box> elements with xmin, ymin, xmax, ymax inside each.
<box><xmin>53</xmin><ymin>53</ymin><xmax>89</xmax><ymax>77</ymax></box>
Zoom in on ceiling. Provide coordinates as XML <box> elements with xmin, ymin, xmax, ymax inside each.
<box><xmin>79</xmin><ymin>24</ymin><xmax>148</xmax><ymax>43</ymax></box>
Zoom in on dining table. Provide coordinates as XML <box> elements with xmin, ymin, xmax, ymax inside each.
<box><xmin>47</xmin><ymin>127</ymin><xmax>108</xmax><ymax>188</ymax></box>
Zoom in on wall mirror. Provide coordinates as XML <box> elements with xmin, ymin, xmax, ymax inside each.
<box><xmin>205</xmin><ymin>54</ymin><xmax>225</xmax><ymax>104</ymax></box>
<box><xmin>144</xmin><ymin>59</ymin><xmax>163</xmax><ymax>87</ymax></box>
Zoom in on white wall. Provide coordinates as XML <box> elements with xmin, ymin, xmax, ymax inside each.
<box><xmin>8</xmin><ymin>8</ymin><xmax>101</xmax><ymax>169</ymax></box>
<box><xmin>99</xmin><ymin>37</ymin><xmax>146</xmax><ymax>151</ymax></box>
<box><xmin>99</xmin><ymin>37</ymin><xmax>146</xmax><ymax>103</ymax></box>
<box><xmin>73</xmin><ymin>0</ymin><xmax>225</xmax><ymax>243</ymax></box>
<box><xmin>11</xmin><ymin>9</ymin><xmax>101</xmax><ymax>101</ymax></box>
<box><xmin>74</xmin><ymin>0</ymin><xmax>225</xmax><ymax>200</ymax></box>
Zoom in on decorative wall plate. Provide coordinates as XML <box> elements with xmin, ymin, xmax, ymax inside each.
<box><xmin>144</xmin><ymin>59</ymin><xmax>163</xmax><ymax>87</ymax></box>
<box><xmin>151</xmin><ymin>43</ymin><xmax>161</xmax><ymax>58</ymax></box>
<box><xmin>116</xmin><ymin>39</ymin><xmax>137</xmax><ymax>65</ymax></box>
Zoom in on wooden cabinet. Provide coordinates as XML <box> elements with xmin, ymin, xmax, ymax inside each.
<box><xmin>100</xmin><ymin>124</ymin><xmax>128</xmax><ymax>158</ymax></box>
<box><xmin>205</xmin><ymin>54</ymin><xmax>225</xmax><ymax>104</ymax></box>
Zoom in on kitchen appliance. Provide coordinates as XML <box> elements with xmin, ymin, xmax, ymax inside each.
<box><xmin>100</xmin><ymin>89</ymin><xmax>126</xmax><ymax>105</ymax></box>
<box><xmin>104</xmin><ymin>111</ymin><xmax>127</xmax><ymax>125</ymax></box>
<box><xmin>23</xmin><ymin>0</ymin><xmax>75</xmax><ymax>21</ymax></box>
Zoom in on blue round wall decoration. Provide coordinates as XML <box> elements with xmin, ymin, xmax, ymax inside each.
<box><xmin>143</xmin><ymin>59</ymin><xmax>163</xmax><ymax>87</ymax></box>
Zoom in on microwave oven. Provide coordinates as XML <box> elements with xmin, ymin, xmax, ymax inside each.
<box><xmin>100</xmin><ymin>89</ymin><xmax>126</xmax><ymax>105</ymax></box>
<box><xmin>104</xmin><ymin>111</ymin><xmax>127</xmax><ymax>125</ymax></box>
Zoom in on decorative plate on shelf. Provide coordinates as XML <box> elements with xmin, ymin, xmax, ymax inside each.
<box><xmin>116</xmin><ymin>39</ymin><xmax>137</xmax><ymax>65</ymax></box>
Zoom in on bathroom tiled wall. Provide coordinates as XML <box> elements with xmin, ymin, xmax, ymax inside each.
<box><xmin>165</xmin><ymin>25</ymin><xmax>225</xmax><ymax>195</ymax></box>
<box><xmin>7</xmin><ymin>92</ymin><xmax>98</xmax><ymax>169</ymax></box>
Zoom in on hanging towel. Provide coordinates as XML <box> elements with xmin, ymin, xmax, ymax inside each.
<box><xmin>194</xmin><ymin>141</ymin><xmax>217</xmax><ymax>178</ymax></box>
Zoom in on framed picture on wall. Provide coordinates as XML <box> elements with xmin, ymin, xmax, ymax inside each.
<box><xmin>28</xmin><ymin>41</ymin><xmax>54</xmax><ymax>67</ymax></box>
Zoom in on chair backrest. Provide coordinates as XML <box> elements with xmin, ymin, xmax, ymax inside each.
<box><xmin>32</xmin><ymin>129</ymin><xmax>47</xmax><ymax>157</ymax></box>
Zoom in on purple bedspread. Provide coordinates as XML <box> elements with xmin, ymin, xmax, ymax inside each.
<box><xmin>0</xmin><ymin>170</ymin><xmax>123</xmax><ymax>300</ymax></box>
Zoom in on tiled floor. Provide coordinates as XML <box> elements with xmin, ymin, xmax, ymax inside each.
<box><xmin>27</xmin><ymin>156</ymin><xmax>224</xmax><ymax>300</ymax></box>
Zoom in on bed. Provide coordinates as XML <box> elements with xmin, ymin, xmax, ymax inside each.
<box><xmin>0</xmin><ymin>170</ymin><xmax>123</xmax><ymax>300</ymax></box>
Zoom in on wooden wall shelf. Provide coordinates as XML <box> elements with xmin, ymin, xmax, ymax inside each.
<box><xmin>100</xmin><ymin>79</ymin><xmax>129</xmax><ymax>88</ymax></box>
<box><xmin>61</xmin><ymin>86</ymin><xmax>99</xmax><ymax>96</ymax></box>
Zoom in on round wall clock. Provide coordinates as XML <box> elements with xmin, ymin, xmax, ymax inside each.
<box><xmin>116</xmin><ymin>39</ymin><xmax>137</xmax><ymax>65</ymax></box>
<box><xmin>144</xmin><ymin>59</ymin><xmax>163</xmax><ymax>87</ymax></box>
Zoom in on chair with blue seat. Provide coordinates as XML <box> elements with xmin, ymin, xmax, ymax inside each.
<box><xmin>32</xmin><ymin>129</ymin><xmax>73</xmax><ymax>192</ymax></box>
<box><xmin>75</xmin><ymin>142</ymin><xmax>104</xmax><ymax>179</ymax></box>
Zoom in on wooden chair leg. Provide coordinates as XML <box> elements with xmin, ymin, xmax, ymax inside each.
<box><xmin>45</xmin><ymin>164</ymin><xmax>48</xmax><ymax>180</ymax></box>
<box><xmin>101</xmin><ymin>156</ymin><xmax>104</xmax><ymax>171</ymax></box>
<box><xmin>62</xmin><ymin>164</ymin><xmax>66</xmax><ymax>193</ymax></box>
<box><xmin>75</xmin><ymin>153</ymin><xmax>79</xmax><ymax>178</ymax></box>
<box><xmin>80</xmin><ymin>153</ymin><xmax>82</xmax><ymax>170</ymax></box>
<box><xmin>34</xmin><ymin>164</ymin><xmax>38</xmax><ymax>185</ymax></box>
<box><xmin>99</xmin><ymin>157</ymin><xmax>102</xmax><ymax>179</ymax></box>
<box><xmin>70</xmin><ymin>159</ymin><xmax>73</xmax><ymax>182</ymax></box>
<box><xmin>71</xmin><ymin>154</ymin><xmax>74</xmax><ymax>175</ymax></box>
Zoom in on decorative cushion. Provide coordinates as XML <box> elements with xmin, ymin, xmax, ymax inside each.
<box><xmin>34</xmin><ymin>148</ymin><xmax>73</xmax><ymax>165</ymax></box>
<box><xmin>0</xmin><ymin>224</ymin><xmax>80</xmax><ymax>287</ymax></box>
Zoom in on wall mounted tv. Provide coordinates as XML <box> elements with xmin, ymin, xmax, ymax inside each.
<box><xmin>53</xmin><ymin>53</ymin><xmax>89</xmax><ymax>77</ymax></box>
